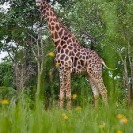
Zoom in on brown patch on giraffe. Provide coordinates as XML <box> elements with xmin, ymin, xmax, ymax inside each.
<box><xmin>86</xmin><ymin>55</ymin><xmax>89</xmax><ymax>60</ymax></box>
<box><xmin>54</xmin><ymin>32</ymin><xmax>58</xmax><ymax>39</ymax></box>
<box><xmin>74</xmin><ymin>57</ymin><xmax>78</xmax><ymax>66</ymax></box>
<box><xmin>68</xmin><ymin>46</ymin><xmax>72</xmax><ymax>50</ymax></box>
<box><xmin>55</xmin><ymin>24</ymin><xmax>60</xmax><ymax>31</ymax></box>
<box><xmin>50</xmin><ymin>11</ymin><xmax>53</xmax><ymax>16</ymax></box>
<box><xmin>65</xmin><ymin>49</ymin><xmax>69</xmax><ymax>54</ymax></box>
<box><xmin>80</xmin><ymin>60</ymin><xmax>84</xmax><ymax>66</ymax></box>
<box><xmin>82</xmin><ymin>56</ymin><xmax>85</xmax><ymax>59</ymax></box>
<box><xmin>61</xmin><ymin>40</ymin><xmax>66</xmax><ymax>45</ymax></box>
<box><xmin>51</xmin><ymin>26</ymin><xmax>55</xmax><ymax>31</ymax></box>
<box><xmin>49</xmin><ymin>24</ymin><xmax>52</xmax><ymax>30</ymax></box>
<box><xmin>67</xmin><ymin>39</ymin><xmax>71</xmax><ymax>44</ymax></box>
<box><xmin>65</xmin><ymin>56</ymin><xmax>69</xmax><ymax>61</ymax></box>
<box><xmin>59</xmin><ymin>29</ymin><xmax>63</xmax><ymax>37</ymax></box>
<box><xmin>61</xmin><ymin>49</ymin><xmax>64</xmax><ymax>54</ymax></box>
<box><xmin>57</xmin><ymin>46</ymin><xmax>61</xmax><ymax>53</ymax></box>
<box><xmin>60</xmin><ymin>54</ymin><xmax>65</xmax><ymax>60</ymax></box>
<box><xmin>76</xmin><ymin>52</ymin><xmax>80</xmax><ymax>57</ymax></box>
<box><xmin>73</xmin><ymin>43</ymin><xmax>77</xmax><ymax>47</ymax></box>
<box><xmin>51</xmin><ymin>22</ymin><xmax>54</xmax><ymax>25</ymax></box>
<box><xmin>64</xmin><ymin>36</ymin><xmax>68</xmax><ymax>40</ymax></box>
<box><xmin>55</xmin><ymin>40</ymin><xmax>60</xmax><ymax>46</ymax></box>
<box><xmin>63</xmin><ymin>45</ymin><xmax>67</xmax><ymax>49</ymax></box>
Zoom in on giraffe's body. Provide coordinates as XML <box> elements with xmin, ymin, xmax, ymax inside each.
<box><xmin>36</xmin><ymin>0</ymin><xmax>110</xmax><ymax>109</ymax></box>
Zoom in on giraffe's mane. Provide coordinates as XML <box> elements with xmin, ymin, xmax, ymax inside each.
<box><xmin>55</xmin><ymin>13</ymin><xmax>79</xmax><ymax>42</ymax></box>
<box><xmin>46</xmin><ymin>1</ymin><xmax>80</xmax><ymax>44</ymax></box>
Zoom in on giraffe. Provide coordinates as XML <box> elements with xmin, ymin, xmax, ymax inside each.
<box><xmin>35</xmin><ymin>0</ymin><xmax>115</xmax><ymax>109</ymax></box>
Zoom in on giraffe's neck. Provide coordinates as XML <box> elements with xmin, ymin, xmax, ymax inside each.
<box><xmin>41</xmin><ymin>0</ymin><xmax>79</xmax><ymax>48</ymax></box>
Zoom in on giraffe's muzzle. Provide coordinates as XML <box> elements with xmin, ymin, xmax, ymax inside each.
<box><xmin>36</xmin><ymin>2</ymin><xmax>41</xmax><ymax>6</ymax></box>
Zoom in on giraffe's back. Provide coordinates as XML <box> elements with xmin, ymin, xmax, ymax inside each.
<box><xmin>69</xmin><ymin>46</ymin><xmax>102</xmax><ymax>75</ymax></box>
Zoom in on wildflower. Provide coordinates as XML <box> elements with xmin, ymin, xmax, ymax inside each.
<box><xmin>99</xmin><ymin>124</ymin><xmax>105</xmax><ymax>129</ymax></box>
<box><xmin>75</xmin><ymin>106</ymin><xmax>82</xmax><ymax>111</ymax></box>
<box><xmin>62</xmin><ymin>113</ymin><xmax>68</xmax><ymax>120</ymax></box>
<box><xmin>1</xmin><ymin>99</ymin><xmax>9</xmax><ymax>105</ymax></box>
<box><xmin>117</xmin><ymin>114</ymin><xmax>124</xmax><ymax>119</ymax></box>
<box><xmin>55</xmin><ymin>62</ymin><xmax>60</xmax><ymax>68</ymax></box>
<box><xmin>62</xmin><ymin>113</ymin><xmax>66</xmax><ymax>117</ymax></box>
<box><xmin>63</xmin><ymin>115</ymin><xmax>68</xmax><ymax>120</ymax></box>
<box><xmin>120</xmin><ymin>117</ymin><xmax>128</xmax><ymax>124</ymax></box>
<box><xmin>117</xmin><ymin>130</ymin><xmax>123</xmax><ymax>133</ymax></box>
<box><xmin>72</xmin><ymin>94</ymin><xmax>77</xmax><ymax>100</ymax></box>
<box><xmin>49</xmin><ymin>52</ymin><xmax>55</xmax><ymax>57</ymax></box>
<box><xmin>116</xmin><ymin>114</ymin><xmax>128</xmax><ymax>124</ymax></box>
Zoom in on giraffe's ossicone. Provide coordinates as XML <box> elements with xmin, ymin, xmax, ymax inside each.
<box><xmin>35</xmin><ymin>0</ymin><xmax>116</xmax><ymax>109</ymax></box>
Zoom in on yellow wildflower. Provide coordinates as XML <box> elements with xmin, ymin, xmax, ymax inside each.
<box><xmin>64</xmin><ymin>115</ymin><xmax>68</xmax><ymax>120</ymax></box>
<box><xmin>120</xmin><ymin>117</ymin><xmax>128</xmax><ymax>124</ymax></box>
<box><xmin>117</xmin><ymin>114</ymin><xmax>124</xmax><ymax>119</ymax></box>
<box><xmin>49</xmin><ymin>52</ymin><xmax>55</xmax><ymax>57</ymax></box>
<box><xmin>1</xmin><ymin>99</ymin><xmax>9</xmax><ymax>105</ymax></box>
<box><xmin>75</xmin><ymin>106</ymin><xmax>82</xmax><ymax>111</ymax></box>
<box><xmin>117</xmin><ymin>130</ymin><xmax>123</xmax><ymax>133</ymax></box>
<box><xmin>62</xmin><ymin>113</ymin><xmax>68</xmax><ymax>120</ymax></box>
<box><xmin>62</xmin><ymin>113</ymin><xmax>66</xmax><ymax>117</ymax></box>
<box><xmin>99</xmin><ymin>124</ymin><xmax>105</xmax><ymax>129</ymax></box>
<box><xmin>116</xmin><ymin>114</ymin><xmax>128</xmax><ymax>124</ymax></box>
<box><xmin>72</xmin><ymin>94</ymin><xmax>77</xmax><ymax>100</ymax></box>
<box><xmin>55</xmin><ymin>62</ymin><xmax>60</xmax><ymax>68</ymax></box>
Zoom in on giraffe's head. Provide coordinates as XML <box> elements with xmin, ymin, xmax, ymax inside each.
<box><xmin>35</xmin><ymin>0</ymin><xmax>43</xmax><ymax>6</ymax></box>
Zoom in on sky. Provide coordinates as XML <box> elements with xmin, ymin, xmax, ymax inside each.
<box><xmin>0</xmin><ymin>2</ymin><xmax>10</xmax><ymax>62</ymax></box>
<box><xmin>0</xmin><ymin>52</ymin><xmax>8</xmax><ymax>62</ymax></box>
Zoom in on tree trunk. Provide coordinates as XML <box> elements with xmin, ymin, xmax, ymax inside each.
<box><xmin>123</xmin><ymin>60</ymin><xmax>131</xmax><ymax>106</ymax></box>
<box><xmin>131</xmin><ymin>61</ymin><xmax>133</xmax><ymax>98</ymax></box>
<box><xmin>118</xmin><ymin>50</ymin><xmax>131</xmax><ymax>106</ymax></box>
<box><xmin>35</xmin><ymin>62</ymin><xmax>41</xmax><ymax>103</ymax></box>
<box><xmin>128</xmin><ymin>45</ymin><xmax>132</xmax><ymax>105</ymax></box>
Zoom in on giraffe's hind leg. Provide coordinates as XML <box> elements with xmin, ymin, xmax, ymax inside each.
<box><xmin>87</xmin><ymin>68</ymin><xmax>108</xmax><ymax>107</ymax></box>
<box><xmin>87</xmin><ymin>76</ymin><xmax>99</xmax><ymax>108</ymax></box>
<box><xmin>94</xmin><ymin>77</ymin><xmax>108</xmax><ymax>107</ymax></box>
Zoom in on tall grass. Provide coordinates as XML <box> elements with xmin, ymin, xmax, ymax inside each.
<box><xmin>0</xmin><ymin>95</ymin><xmax>133</xmax><ymax>133</ymax></box>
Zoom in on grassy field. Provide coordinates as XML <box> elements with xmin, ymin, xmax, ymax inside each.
<box><xmin>0</xmin><ymin>98</ymin><xmax>133</xmax><ymax>133</ymax></box>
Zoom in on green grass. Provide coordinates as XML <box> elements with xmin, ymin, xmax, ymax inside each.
<box><xmin>0</xmin><ymin>99</ymin><xmax>133</xmax><ymax>133</ymax></box>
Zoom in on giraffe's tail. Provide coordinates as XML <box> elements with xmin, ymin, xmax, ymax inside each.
<box><xmin>101</xmin><ymin>60</ymin><xmax>117</xmax><ymax>70</ymax></box>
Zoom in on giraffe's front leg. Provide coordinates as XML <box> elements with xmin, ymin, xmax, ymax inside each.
<box><xmin>59</xmin><ymin>87</ymin><xmax>65</xmax><ymax>109</ymax></box>
<box><xmin>64</xmin><ymin>69</ymin><xmax>71</xmax><ymax>110</ymax></box>
<box><xmin>59</xmin><ymin>69</ymin><xmax>65</xmax><ymax>109</ymax></box>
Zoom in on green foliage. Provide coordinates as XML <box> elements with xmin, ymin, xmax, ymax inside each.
<box><xmin>0</xmin><ymin>62</ymin><xmax>13</xmax><ymax>87</ymax></box>
<box><xmin>0</xmin><ymin>98</ymin><xmax>133</xmax><ymax>133</ymax></box>
<box><xmin>0</xmin><ymin>86</ymin><xmax>16</xmax><ymax>100</ymax></box>
<box><xmin>60</xmin><ymin>0</ymin><xmax>104</xmax><ymax>49</ymax></box>
<box><xmin>0</xmin><ymin>0</ymin><xmax>133</xmax><ymax>108</ymax></box>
